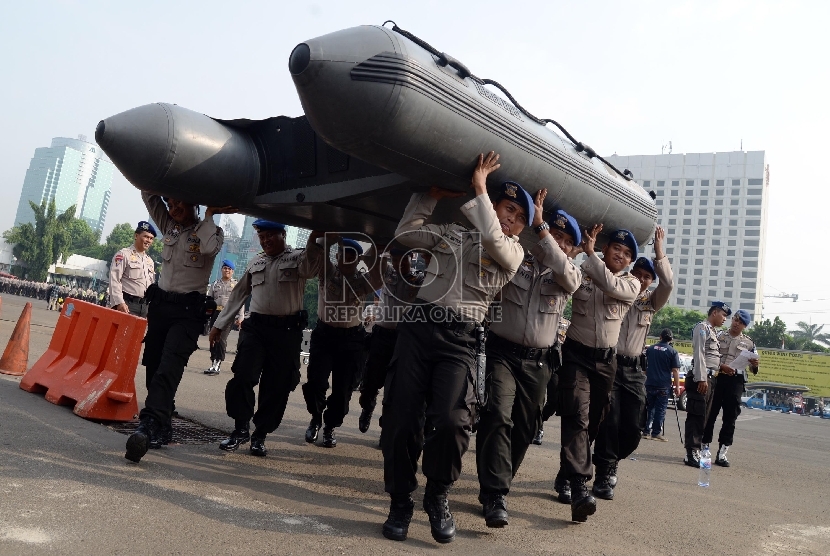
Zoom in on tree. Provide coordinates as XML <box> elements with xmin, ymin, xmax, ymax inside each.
<box><xmin>790</xmin><ymin>322</ymin><xmax>830</xmax><ymax>347</ymax></box>
<box><xmin>64</xmin><ymin>218</ymin><xmax>101</xmax><ymax>259</ymax></box>
<box><xmin>1</xmin><ymin>199</ymin><xmax>76</xmax><ymax>281</ymax></box>
<box><xmin>747</xmin><ymin>317</ymin><xmax>789</xmax><ymax>349</ymax></box>
<box><xmin>650</xmin><ymin>306</ymin><xmax>708</xmax><ymax>340</ymax></box>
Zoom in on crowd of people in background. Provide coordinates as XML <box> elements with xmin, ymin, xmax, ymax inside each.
<box><xmin>0</xmin><ymin>276</ymin><xmax>108</xmax><ymax>309</ymax></box>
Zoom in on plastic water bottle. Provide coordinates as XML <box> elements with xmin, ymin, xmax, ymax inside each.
<box><xmin>698</xmin><ymin>445</ymin><xmax>711</xmax><ymax>487</ymax></box>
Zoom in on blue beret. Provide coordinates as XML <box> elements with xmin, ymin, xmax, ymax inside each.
<box><xmin>549</xmin><ymin>209</ymin><xmax>581</xmax><ymax>245</ymax></box>
<box><xmin>221</xmin><ymin>259</ymin><xmax>235</xmax><ymax>270</ymax></box>
<box><xmin>341</xmin><ymin>238</ymin><xmax>364</xmax><ymax>255</ymax></box>
<box><xmin>252</xmin><ymin>219</ymin><xmax>285</xmax><ymax>232</ymax></box>
<box><xmin>711</xmin><ymin>300</ymin><xmax>732</xmax><ymax>316</ymax></box>
<box><xmin>498</xmin><ymin>182</ymin><xmax>535</xmax><ymax>228</ymax></box>
<box><xmin>632</xmin><ymin>257</ymin><xmax>657</xmax><ymax>280</ymax></box>
<box><xmin>735</xmin><ymin>309</ymin><xmax>751</xmax><ymax>326</ymax></box>
<box><xmin>607</xmin><ymin>229</ymin><xmax>638</xmax><ymax>260</ymax></box>
<box><xmin>135</xmin><ymin>221</ymin><xmax>157</xmax><ymax>237</ymax></box>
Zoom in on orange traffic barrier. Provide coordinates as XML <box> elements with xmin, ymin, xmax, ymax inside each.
<box><xmin>0</xmin><ymin>302</ymin><xmax>32</xmax><ymax>376</ymax></box>
<box><xmin>20</xmin><ymin>298</ymin><xmax>147</xmax><ymax>421</ymax></box>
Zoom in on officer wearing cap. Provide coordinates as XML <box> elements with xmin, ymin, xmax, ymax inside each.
<box><xmin>557</xmin><ymin>224</ymin><xmax>640</xmax><ymax>522</ymax></box>
<box><xmin>211</xmin><ymin>220</ymin><xmax>320</xmax><ymax>457</ymax></box>
<box><xmin>683</xmin><ymin>300</ymin><xmax>731</xmax><ymax>467</ymax></box>
<box><xmin>108</xmin><ymin>221</ymin><xmax>157</xmax><ymax>317</ymax></box>
<box><xmin>125</xmin><ymin>192</ymin><xmax>235</xmax><ymax>464</ymax></box>
<box><xmin>380</xmin><ymin>152</ymin><xmax>526</xmax><ymax>544</ymax></box>
<box><xmin>475</xmin><ymin>192</ymin><xmax>581</xmax><ymax>528</ymax></box>
<box><xmin>357</xmin><ymin>246</ymin><xmax>424</xmax><ymax>434</ymax></box>
<box><xmin>302</xmin><ymin>233</ymin><xmax>383</xmax><ymax>449</ymax></box>
<box><xmin>703</xmin><ymin>309</ymin><xmax>759</xmax><ymax>467</ymax></box>
<box><xmin>204</xmin><ymin>259</ymin><xmax>244</xmax><ymax>376</ymax></box>
<box><xmin>592</xmin><ymin>226</ymin><xmax>674</xmax><ymax>500</ymax></box>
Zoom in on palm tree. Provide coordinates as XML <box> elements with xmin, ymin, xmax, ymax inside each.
<box><xmin>790</xmin><ymin>322</ymin><xmax>830</xmax><ymax>346</ymax></box>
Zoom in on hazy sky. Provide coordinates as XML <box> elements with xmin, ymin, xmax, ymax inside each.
<box><xmin>1</xmin><ymin>1</ymin><xmax>828</xmax><ymax>329</ymax></box>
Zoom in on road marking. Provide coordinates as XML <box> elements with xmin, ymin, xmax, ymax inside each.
<box><xmin>0</xmin><ymin>526</ymin><xmax>52</xmax><ymax>544</ymax></box>
<box><xmin>737</xmin><ymin>415</ymin><xmax>763</xmax><ymax>422</ymax></box>
<box><xmin>760</xmin><ymin>524</ymin><xmax>830</xmax><ymax>555</ymax></box>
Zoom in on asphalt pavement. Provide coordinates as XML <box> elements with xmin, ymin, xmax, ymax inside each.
<box><xmin>1</xmin><ymin>294</ymin><xmax>829</xmax><ymax>555</ymax></box>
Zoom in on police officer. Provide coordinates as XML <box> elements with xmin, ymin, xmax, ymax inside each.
<box><xmin>381</xmin><ymin>152</ymin><xmax>528</xmax><ymax>544</ymax></box>
<box><xmin>476</xmin><ymin>192</ymin><xmax>581</xmax><ymax>528</ymax></box>
<box><xmin>108</xmin><ymin>221</ymin><xmax>157</xmax><ymax>318</ymax></box>
<box><xmin>592</xmin><ymin>226</ymin><xmax>674</xmax><ymax>500</ymax></box>
<box><xmin>642</xmin><ymin>328</ymin><xmax>681</xmax><ymax>439</ymax></box>
<box><xmin>558</xmin><ymin>225</ymin><xmax>640</xmax><ymax>522</ymax></box>
<box><xmin>211</xmin><ymin>220</ymin><xmax>320</xmax><ymax>456</ymax></box>
<box><xmin>703</xmin><ymin>309</ymin><xmax>759</xmax><ymax>467</ymax></box>
<box><xmin>357</xmin><ymin>247</ymin><xmax>424</xmax><ymax>434</ymax></box>
<box><xmin>124</xmin><ymin>192</ymin><xmax>234</xmax><ymax>463</ymax></box>
<box><xmin>683</xmin><ymin>300</ymin><xmax>731</xmax><ymax>467</ymax></box>
<box><xmin>204</xmin><ymin>259</ymin><xmax>244</xmax><ymax>375</ymax></box>
<box><xmin>302</xmin><ymin>234</ymin><xmax>383</xmax><ymax>448</ymax></box>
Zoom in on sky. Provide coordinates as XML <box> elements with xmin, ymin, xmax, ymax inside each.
<box><xmin>1</xmin><ymin>0</ymin><xmax>828</xmax><ymax>330</ymax></box>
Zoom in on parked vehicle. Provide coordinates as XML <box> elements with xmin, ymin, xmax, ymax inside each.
<box><xmin>668</xmin><ymin>354</ymin><xmax>692</xmax><ymax>411</ymax></box>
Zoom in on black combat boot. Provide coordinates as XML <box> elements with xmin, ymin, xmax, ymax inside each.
<box><xmin>249</xmin><ymin>431</ymin><xmax>267</xmax><ymax>457</ymax></box>
<box><xmin>125</xmin><ymin>417</ymin><xmax>160</xmax><ymax>463</ymax></box>
<box><xmin>715</xmin><ymin>444</ymin><xmax>730</xmax><ymax>467</ymax></box>
<box><xmin>684</xmin><ymin>449</ymin><xmax>700</xmax><ymax>468</ymax></box>
<box><xmin>554</xmin><ymin>470</ymin><xmax>571</xmax><ymax>504</ymax></box>
<box><xmin>608</xmin><ymin>460</ymin><xmax>618</xmax><ymax>487</ymax></box>
<box><xmin>570</xmin><ymin>476</ymin><xmax>597</xmax><ymax>523</ymax></box>
<box><xmin>591</xmin><ymin>466</ymin><xmax>614</xmax><ymax>501</ymax></box>
<box><xmin>305</xmin><ymin>418</ymin><xmax>321</xmax><ymax>443</ymax></box>
<box><xmin>532</xmin><ymin>428</ymin><xmax>544</xmax><ymax>445</ymax></box>
<box><xmin>219</xmin><ymin>424</ymin><xmax>250</xmax><ymax>452</ymax></box>
<box><xmin>479</xmin><ymin>492</ymin><xmax>509</xmax><ymax>528</ymax></box>
<box><xmin>358</xmin><ymin>407</ymin><xmax>373</xmax><ymax>433</ymax></box>
<box><xmin>322</xmin><ymin>426</ymin><xmax>337</xmax><ymax>448</ymax></box>
<box><xmin>423</xmin><ymin>482</ymin><xmax>455</xmax><ymax>543</ymax></box>
<box><xmin>382</xmin><ymin>494</ymin><xmax>415</xmax><ymax>541</ymax></box>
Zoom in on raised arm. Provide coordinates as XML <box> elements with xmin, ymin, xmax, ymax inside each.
<box><xmin>580</xmin><ymin>255</ymin><xmax>639</xmax><ymax>303</ymax></box>
<box><xmin>650</xmin><ymin>227</ymin><xmax>674</xmax><ymax>310</ymax></box>
<box><xmin>529</xmin><ymin>235</ymin><xmax>581</xmax><ymax>294</ymax></box>
<box><xmin>141</xmin><ymin>192</ymin><xmax>173</xmax><ymax>232</ymax></box>
<box><xmin>394</xmin><ymin>192</ymin><xmax>446</xmax><ymax>249</ymax></box>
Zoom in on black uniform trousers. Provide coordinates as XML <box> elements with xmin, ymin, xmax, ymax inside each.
<box><xmin>558</xmin><ymin>339</ymin><xmax>616</xmax><ymax>480</ymax></box>
<box><xmin>140</xmin><ymin>298</ymin><xmax>206</xmax><ymax>424</ymax></box>
<box><xmin>208</xmin><ymin>310</ymin><xmax>232</xmax><ymax>362</ymax></box>
<box><xmin>381</xmin><ymin>319</ymin><xmax>476</xmax><ymax>495</ymax></box>
<box><xmin>358</xmin><ymin>326</ymin><xmax>398</xmax><ymax>413</ymax></box>
<box><xmin>684</xmin><ymin>373</ymin><xmax>716</xmax><ymax>451</ymax></box>
<box><xmin>302</xmin><ymin>320</ymin><xmax>365</xmax><ymax>429</ymax></box>
<box><xmin>476</xmin><ymin>338</ymin><xmax>551</xmax><ymax>495</ymax></box>
<box><xmin>224</xmin><ymin>313</ymin><xmax>302</xmax><ymax>435</ymax></box>
<box><xmin>124</xmin><ymin>297</ymin><xmax>148</xmax><ymax>318</ymax></box>
<box><xmin>593</xmin><ymin>360</ymin><xmax>646</xmax><ymax>470</ymax></box>
<box><xmin>702</xmin><ymin>373</ymin><xmax>744</xmax><ymax>446</ymax></box>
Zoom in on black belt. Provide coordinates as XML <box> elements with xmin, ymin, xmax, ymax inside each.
<box><xmin>616</xmin><ymin>354</ymin><xmax>639</xmax><ymax>368</ymax></box>
<box><xmin>564</xmin><ymin>338</ymin><xmax>615</xmax><ymax>362</ymax></box>
<box><xmin>147</xmin><ymin>284</ymin><xmax>205</xmax><ymax>305</ymax></box>
<box><xmin>488</xmin><ymin>332</ymin><xmax>549</xmax><ymax>360</ymax></box>
<box><xmin>123</xmin><ymin>292</ymin><xmax>146</xmax><ymax>304</ymax></box>
<box><xmin>410</xmin><ymin>300</ymin><xmax>478</xmax><ymax>335</ymax></box>
<box><xmin>249</xmin><ymin>312</ymin><xmax>302</xmax><ymax>328</ymax></box>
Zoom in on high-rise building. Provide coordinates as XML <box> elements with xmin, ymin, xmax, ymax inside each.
<box><xmin>14</xmin><ymin>135</ymin><xmax>115</xmax><ymax>233</ymax></box>
<box><xmin>285</xmin><ymin>225</ymin><xmax>311</xmax><ymax>249</ymax></box>
<box><xmin>606</xmin><ymin>151</ymin><xmax>769</xmax><ymax>319</ymax></box>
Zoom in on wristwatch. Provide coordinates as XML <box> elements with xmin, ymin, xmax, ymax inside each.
<box><xmin>534</xmin><ymin>222</ymin><xmax>550</xmax><ymax>234</ymax></box>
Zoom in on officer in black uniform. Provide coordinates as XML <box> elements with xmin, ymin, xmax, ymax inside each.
<box><xmin>124</xmin><ymin>192</ymin><xmax>234</xmax><ymax>463</ymax></box>
<box><xmin>302</xmin><ymin>235</ymin><xmax>382</xmax><ymax>448</ymax></box>
<box><xmin>380</xmin><ymin>152</ymin><xmax>528</xmax><ymax>544</ymax></box>
<box><xmin>211</xmin><ymin>220</ymin><xmax>320</xmax><ymax>456</ymax></box>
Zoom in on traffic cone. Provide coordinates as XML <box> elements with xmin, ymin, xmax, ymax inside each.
<box><xmin>0</xmin><ymin>302</ymin><xmax>32</xmax><ymax>376</ymax></box>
